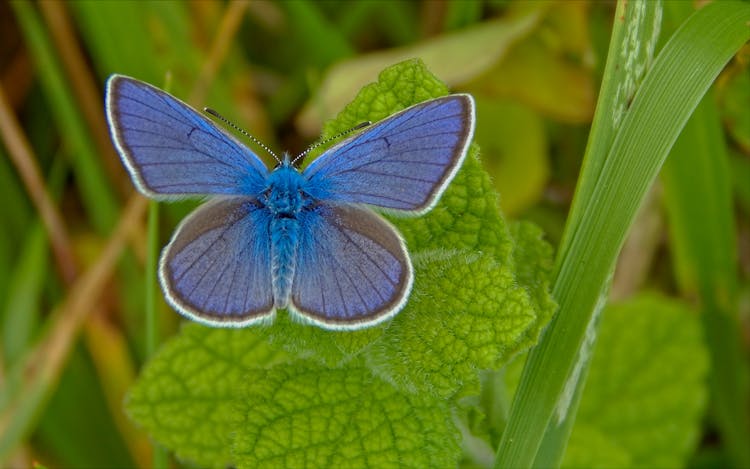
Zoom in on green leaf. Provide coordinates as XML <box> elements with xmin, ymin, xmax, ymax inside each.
<box><xmin>366</xmin><ymin>250</ymin><xmax>536</xmax><ymax>397</ymax></box>
<box><xmin>562</xmin><ymin>294</ymin><xmax>709</xmax><ymax>468</ymax></box>
<box><xmin>394</xmin><ymin>155</ymin><xmax>512</xmax><ymax>261</ymax></box>
<box><xmin>562</xmin><ymin>424</ymin><xmax>631</xmax><ymax>468</ymax></box>
<box><xmin>126</xmin><ymin>325</ymin><xmax>287</xmax><ymax>467</ymax></box>
<box><xmin>265</xmin><ymin>312</ymin><xmax>386</xmax><ymax>368</ymax></box>
<box><xmin>233</xmin><ymin>362</ymin><xmax>459</xmax><ymax>469</ymax></box>
<box><xmin>367</xmin><ymin>218</ymin><xmax>555</xmax><ymax>398</ymax></box>
<box><xmin>508</xmin><ymin>221</ymin><xmax>556</xmax><ymax>337</ymax></box>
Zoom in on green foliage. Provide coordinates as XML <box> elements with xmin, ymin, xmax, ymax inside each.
<box><xmin>499</xmin><ymin>294</ymin><xmax>709</xmax><ymax>469</ymax></box>
<box><xmin>127</xmin><ymin>59</ymin><xmax>555</xmax><ymax>467</ymax></box>
<box><xmin>13</xmin><ymin>1</ymin><xmax>119</xmax><ymax>233</ymax></box>
<box><xmin>4</xmin><ymin>1</ymin><xmax>749</xmax><ymax>467</ymax></box>
<box><xmin>563</xmin><ymin>294</ymin><xmax>709</xmax><ymax>468</ymax></box>
<box><xmin>127</xmin><ymin>325</ymin><xmax>286</xmax><ymax>467</ymax></box>
<box><xmin>234</xmin><ymin>363</ymin><xmax>459</xmax><ymax>468</ymax></box>
<box><xmin>496</xmin><ymin>3</ymin><xmax>750</xmax><ymax>467</ymax></box>
<box><xmin>367</xmin><ymin>249</ymin><xmax>535</xmax><ymax>397</ymax></box>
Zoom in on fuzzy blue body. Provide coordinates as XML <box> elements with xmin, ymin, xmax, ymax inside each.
<box><xmin>260</xmin><ymin>158</ymin><xmax>313</xmax><ymax>307</ymax></box>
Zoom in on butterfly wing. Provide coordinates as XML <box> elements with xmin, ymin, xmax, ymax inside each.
<box><xmin>289</xmin><ymin>204</ymin><xmax>413</xmax><ymax>330</ymax></box>
<box><xmin>105</xmin><ymin>75</ymin><xmax>268</xmax><ymax>198</ymax></box>
<box><xmin>159</xmin><ymin>197</ymin><xmax>275</xmax><ymax>326</ymax></box>
<box><xmin>304</xmin><ymin>95</ymin><xmax>474</xmax><ymax>215</ymax></box>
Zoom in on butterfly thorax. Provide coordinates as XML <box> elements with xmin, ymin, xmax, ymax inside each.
<box><xmin>262</xmin><ymin>161</ymin><xmax>314</xmax><ymax>308</ymax></box>
<box><xmin>261</xmin><ymin>163</ymin><xmax>313</xmax><ymax>217</ymax></box>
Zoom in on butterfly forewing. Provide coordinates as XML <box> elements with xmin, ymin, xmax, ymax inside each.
<box><xmin>303</xmin><ymin>94</ymin><xmax>475</xmax><ymax>214</ymax></box>
<box><xmin>289</xmin><ymin>204</ymin><xmax>413</xmax><ymax>329</ymax></box>
<box><xmin>106</xmin><ymin>75</ymin><xmax>268</xmax><ymax>198</ymax></box>
<box><xmin>160</xmin><ymin>197</ymin><xmax>275</xmax><ymax>326</ymax></box>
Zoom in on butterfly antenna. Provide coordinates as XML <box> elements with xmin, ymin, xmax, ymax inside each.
<box><xmin>204</xmin><ymin>108</ymin><xmax>281</xmax><ymax>164</ymax></box>
<box><xmin>291</xmin><ymin>121</ymin><xmax>372</xmax><ymax>166</ymax></box>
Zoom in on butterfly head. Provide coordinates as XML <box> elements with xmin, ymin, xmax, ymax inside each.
<box><xmin>262</xmin><ymin>160</ymin><xmax>311</xmax><ymax>216</ymax></box>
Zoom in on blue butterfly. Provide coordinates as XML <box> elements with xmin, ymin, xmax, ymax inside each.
<box><xmin>105</xmin><ymin>75</ymin><xmax>475</xmax><ymax>330</ymax></box>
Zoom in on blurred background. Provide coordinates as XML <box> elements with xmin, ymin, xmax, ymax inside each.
<box><xmin>0</xmin><ymin>1</ymin><xmax>748</xmax><ymax>467</ymax></box>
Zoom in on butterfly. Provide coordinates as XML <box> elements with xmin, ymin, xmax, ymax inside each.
<box><xmin>105</xmin><ymin>75</ymin><xmax>475</xmax><ymax>330</ymax></box>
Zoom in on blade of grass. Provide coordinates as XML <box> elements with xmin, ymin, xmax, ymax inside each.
<box><xmin>0</xmin><ymin>224</ymin><xmax>47</xmax><ymax>364</ymax></box>
<box><xmin>0</xmin><ymin>147</ymin><xmax>32</xmax><ymax>260</ymax></box>
<box><xmin>68</xmin><ymin>2</ymin><xmax>166</xmax><ymax>83</ymax></box>
<box><xmin>11</xmin><ymin>0</ymin><xmax>120</xmax><ymax>233</ymax></box>
<box><xmin>0</xmin><ymin>195</ymin><xmax>148</xmax><ymax>462</ymax></box>
<box><xmin>556</xmin><ymin>0</ymin><xmax>663</xmax><ymax>267</ymax></box>
<box><xmin>38</xmin><ymin>0</ymin><xmax>130</xmax><ymax>198</ymax></box>
<box><xmin>527</xmin><ymin>3</ymin><xmax>664</xmax><ymax>464</ymax></box>
<box><xmin>494</xmin><ymin>2</ymin><xmax>750</xmax><ymax>467</ymax></box>
<box><xmin>444</xmin><ymin>0</ymin><xmax>483</xmax><ymax>31</ymax></box>
<box><xmin>1</xmin><ymin>156</ymin><xmax>66</xmax><ymax>366</ymax></box>
<box><xmin>1</xmin><ymin>23</ymin><xmax>150</xmax><ymax>461</ymax></box>
<box><xmin>0</xmin><ymin>84</ymin><xmax>76</xmax><ymax>283</ymax></box>
<box><xmin>1</xmin><ymin>40</ymin><xmax>145</xmax><ymax>461</ymax></box>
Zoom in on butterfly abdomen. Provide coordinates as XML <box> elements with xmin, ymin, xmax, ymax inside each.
<box><xmin>270</xmin><ymin>216</ymin><xmax>299</xmax><ymax>308</ymax></box>
<box><xmin>265</xmin><ymin>165</ymin><xmax>309</xmax><ymax>309</ymax></box>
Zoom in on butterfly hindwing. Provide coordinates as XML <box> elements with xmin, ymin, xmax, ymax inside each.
<box><xmin>288</xmin><ymin>204</ymin><xmax>413</xmax><ymax>329</ymax></box>
<box><xmin>159</xmin><ymin>197</ymin><xmax>275</xmax><ymax>326</ymax></box>
<box><xmin>105</xmin><ymin>75</ymin><xmax>268</xmax><ymax>198</ymax></box>
<box><xmin>303</xmin><ymin>94</ymin><xmax>475</xmax><ymax>214</ymax></box>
